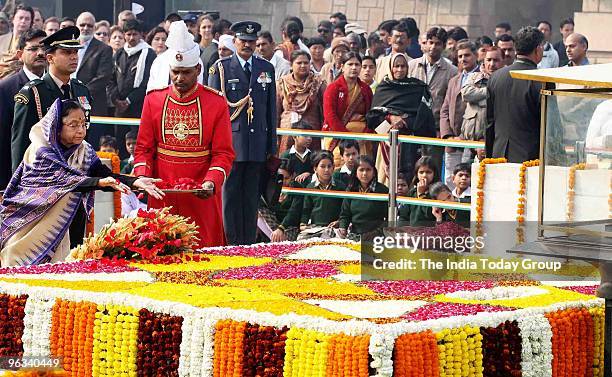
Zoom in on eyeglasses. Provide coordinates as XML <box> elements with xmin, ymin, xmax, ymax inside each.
<box><xmin>64</xmin><ymin>121</ymin><xmax>90</xmax><ymax>130</ymax></box>
<box><xmin>24</xmin><ymin>45</ymin><xmax>44</xmax><ymax>52</ymax></box>
<box><xmin>79</xmin><ymin>23</ymin><xmax>94</xmax><ymax>28</ymax></box>
<box><xmin>95</xmin><ymin>32</ymin><xmax>108</xmax><ymax>36</ymax></box>
<box><xmin>318</xmin><ymin>28</ymin><xmax>330</xmax><ymax>33</ymax></box>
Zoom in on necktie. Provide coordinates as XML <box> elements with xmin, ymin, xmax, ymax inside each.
<box><xmin>61</xmin><ymin>84</ymin><xmax>70</xmax><ymax>100</ymax></box>
<box><xmin>244</xmin><ymin>61</ymin><xmax>251</xmax><ymax>81</ymax></box>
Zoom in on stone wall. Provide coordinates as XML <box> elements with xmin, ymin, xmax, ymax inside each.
<box><xmin>575</xmin><ymin>0</ymin><xmax>612</xmax><ymax>62</ymax></box>
<box><xmin>166</xmin><ymin>0</ymin><xmax>583</xmax><ymax>48</ymax></box>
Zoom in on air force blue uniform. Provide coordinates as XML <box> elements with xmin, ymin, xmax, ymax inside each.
<box><xmin>207</xmin><ymin>21</ymin><xmax>277</xmax><ymax>245</ymax></box>
<box><xmin>208</xmin><ymin>54</ymin><xmax>277</xmax><ymax>162</ymax></box>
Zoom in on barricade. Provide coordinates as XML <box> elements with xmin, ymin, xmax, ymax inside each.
<box><xmin>89</xmin><ymin>116</ymin><xmax>483</xmax><ymax>215</ymax></box>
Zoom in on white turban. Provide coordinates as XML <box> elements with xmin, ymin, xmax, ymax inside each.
<box><xmin>166</xmin><ymin>21</ymin><xmax>200</xmax><ymax>68</ymax></box>
<box><xmin>218</xmin><ymin>34</ymin><xmax>236</xmax><ymax>53</ymax></box>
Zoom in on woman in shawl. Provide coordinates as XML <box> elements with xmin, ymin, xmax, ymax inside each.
<box><xmin>0</xmin><ymin>99</ymin><xmax>163</xmax><ymax>267</ymax></box>
<box><xmin>322</xmin><ymin>51</ymin><xmax>373</xmax><ymax>167</ymax></box>
<box><xmin>277</xmin><ymin>50</ymin><xmax>326</xmax><ymax>153</ymax></box>
<box><xmin>366</xmin><ymin>52</ymin><xmax>436</xmax><ymax>185</ymax></box>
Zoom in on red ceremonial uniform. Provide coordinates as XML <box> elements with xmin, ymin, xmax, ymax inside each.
<box><xmin>134</xmin><ymin>84</ymin><xmax>235</xmax><ymax>247</ymax></box>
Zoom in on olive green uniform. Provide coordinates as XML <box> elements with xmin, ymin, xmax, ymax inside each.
<box><xmin>11</xmin><ymin>74</ymin><xmax>92</xmax><ymax>171</ymax></box>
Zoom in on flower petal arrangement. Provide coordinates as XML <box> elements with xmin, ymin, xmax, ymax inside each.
<box><xmin>0</xmin><ymin>239</ymin><xmax>604</xmax><ymax>376</ymax></box>
<box><xmin>68</xmin><ymin>207</ymin><xmax>200</xmax><ymax>261</ymax></box>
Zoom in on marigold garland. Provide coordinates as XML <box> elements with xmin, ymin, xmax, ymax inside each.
<box><xmin>136</xmin><ymin>309</ymin><xmax>182</xmax><ymax>375</ymax></box>
<box><xmin>49</xmin><ymin>299</ymin><xmax>97</xmax><ymax>376</ymax></box>
<box><xmin>283</xmin><ymin>327</ymin><xmax>331</xmax><ymax>377</ymax></box>
<box><xmin>0</xmin><ymin>293</ymin><xmax>28</xmax><ymax>357</ymax></box>
<box><xmin>566</xmin><ymin>163</ymin><xmax>586</xmax><ymax>221</ymax></box>
<box><xmin>545</xmin><ymin>307</ymin><xmax>594</xmax><ymax>377</ymax></box>
<box><xmin>213</xmin><ymin>320</ymin><xmax>247</xmax><ymax>377</ymax></box>
<box><xmin>242</xmin><ymin>323</ymin><xmax>288</xmax><ymax>377</ymax></box>
<box><xmin>393</xmin><ymin>330</ymin><xmax>439</xmax><ymax>377</ymax></box>
<box><xmin>516</xmin><ymin>159</ymin><xmax>539</xmax><ymax>223</ymax></box>
<box><xmin>91</xmin><ymin>304</ymin><xmax>139</xmax><ymax>377</ymax></box>
<box><xmin>325</xmin><ymin>333</ymin><xmax>370</xmax><ymax>377</ymax></box>
<box><xmin>480</xmin><ymin>320</ymin><xmax>522</xmax><ymax>377</ymax></box>
<box><xmin>436</xmin><ymin>326</ymin><xmax>483</xmax><ymax>377</ymax></box>
<box><xmin>475</xmin><ymin>158</ymin><xmax>507</xmax><ymax>225</ymax></box>
<box><xmin>516</xmin><ymin>159</ymin><xmax>539</xmax><ymax>244</ymax></box>
<box><xmin>590</xmin><ymin>307</ymin><xmax>604</xmax><ymax>377</ymax></box>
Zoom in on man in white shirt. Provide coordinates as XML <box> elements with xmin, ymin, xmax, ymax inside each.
<box><xmin>536</xmin><ymin>20</ymin><xmax>559</xmax><ymax>69</ymax></box>
<box><xmin>256</xmin><ymin>31</ymin><xmax>290</xmax><ymax>80</ymax></box>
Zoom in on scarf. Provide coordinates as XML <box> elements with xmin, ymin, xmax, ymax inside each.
<box><xmin>280</xmin><ymin>72</ymin><xmax>323</xmax><ymax>115</ymax></box>
<box><xmin>0</xmin><ymin>99</ymin><xmax>98</xmax><ymax>263</ymax></box>
<box><xmin>124</xmin><ymin>40</ymin><xmax>151</xmax><ymax>88</ymax></box>
<box><xmin>389</xmin><ymin>52</ymin><xmax>410</xmax><ymax>80</ymax></box>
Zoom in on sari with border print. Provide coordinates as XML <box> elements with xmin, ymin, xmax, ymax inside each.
<box><xmin>0</xmin><ymin>99</ymin><xmax>98</xmax><ymax>266</ymax></box>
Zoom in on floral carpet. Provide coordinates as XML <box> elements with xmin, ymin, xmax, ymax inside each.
<box><xmin>0</xmin><ymin>240</ymin><xmax>603</xmax><ymax>377</ymax></box>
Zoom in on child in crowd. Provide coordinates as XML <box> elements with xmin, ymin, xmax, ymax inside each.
<box><xmin>338</xmin><ymin>155</ymin><xmax>388</xmax><ymax>240</ymax></box>
<box><xmin>265</xmin><ymin>160</ymin><xmax>303</xmax><ymax>242</ymax></box>
<box><xmin>397</xmin><ymin>171</ymin><xmax>409</xmax><ymax>196</ymax></box>
<box><xmin>280</xmin><ymin>122</ymin><xmax>313</xmax><ymax>184</ymax></box>
<box><xmin>429</xmin><ymin>182</ymin><xmax>470</xmax><ymax>228</ymax></box>
<box><xmin>398</xmin><ymin>156</ymin><xmax>439</xmax><ymax>226</ymax></box>
<box><xmin>121</xmin><ymin>131</ymin><xmax>137</xmax><ymax>174</ymax></box>
<box><xmin>332</xmin><ymin>140</ymin><xmax>360</xmax><ymax>185</ymax></box>
<box><xmin>298</xmin><ymin>150</ymin><xmax>347</xmax><ymax>240</ymax></box>
<box><xmin>451</xmin><ymin>163</ymin><xmax>471</xmax><ymax>201</ymax></box>
<box><xmin>99</xmin><ymin>135</ymin><xmax>118</xmax><ymax>154</ymax></box>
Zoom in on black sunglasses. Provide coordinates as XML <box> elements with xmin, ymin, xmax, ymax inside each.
<box><xmin>318</xmin><ymin>28</ymin><xmax>330</xmax><ymax>33</ymax></box>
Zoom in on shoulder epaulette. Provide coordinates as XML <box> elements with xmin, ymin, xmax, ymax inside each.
<box><xmin>24</xmin><ymin>78</ymin><xmax>43</xmax><ymax>89</ymax></box>
<box><xmin>14</xmin><ymin>92</ymin><xmax>29</xmax><ymax>104</ymax></box>
<box><xmin>202</xmin><ymin>85</ymin><xmax>223</xmax><ymax>96</ymax></box>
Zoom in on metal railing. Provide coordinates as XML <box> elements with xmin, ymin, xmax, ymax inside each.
<box><xmin>89</xmin><ymin>116</ymin><xmax>483</xmax><ymax>216</ymax></box>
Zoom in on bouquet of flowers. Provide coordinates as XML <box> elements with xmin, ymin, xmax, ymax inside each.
<box><xmin>68</xmin><ymin>207</ymin><xmax>200</xmax><ymax>261</ymax></box>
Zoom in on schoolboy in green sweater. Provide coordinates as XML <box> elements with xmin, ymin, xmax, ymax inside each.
<box><xmin>332</xmin><ymin>140</ymin><xmax>359</xmax><ymax>186</ymax></box>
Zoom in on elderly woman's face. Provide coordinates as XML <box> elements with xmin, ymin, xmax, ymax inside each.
<box><xmin>391</xmin><ymin>55</ymin><xmax>408</xmax><ymax>80</ymax></box>
<box><xmin>60</xmin><ymin>108</ymin><xmax>87</xmax><ymax>147</ymax></box>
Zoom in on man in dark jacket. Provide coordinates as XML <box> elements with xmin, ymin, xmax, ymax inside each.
<box><xmin>0</xmin><ymin>28</ymin><xmax>46</xmax><ymax>189</ymax></box>
<box><xmin>486</xmin><ymin>26</ymin><xmax>545</xmax><ymax>163</ymax></box>
<box><xmin>11</xmin><ymin>26</ymin><xmax>92</xmax><ymax>172</ymax></box>
<box><xmin>75</xmin><ymin>11</ymin><xmax>113</xmax><ymax>149</ymax></box>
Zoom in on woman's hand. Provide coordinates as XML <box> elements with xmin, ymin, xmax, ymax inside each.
<box><xmin>295</xmin><ymin>172</ymin><xmax>311</xmax><ymax>184</ymax></box>
<box><xmin>327</xmin><ymin>220</ymin><xmax>339</xmax><ymax>228</ymax></box>
<box><xmin>337</xmin><ymin>228</ymin><xmax>347</xmax><ymax>239</ymax></box>
<box><xmin>99</xmin><ymin>177</ymin><xmax>130</xmax><ymax>194</ymax></box>
<box><xmin>133</xmin><ymin>177</ymin><xmax>165</xmax><ymax>200</ymax></box>
<box><xmin>271</xmin><ymin>228</ymin><xmax>286</xmax><ymax>242</ymax></box>
<box><xmin>388</xmin><ymin>114</ymin><xmax>406</xmax><ymax>130</ymax></box>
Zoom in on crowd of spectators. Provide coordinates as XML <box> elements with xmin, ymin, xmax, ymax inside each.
<box><xmin>0</xmin><ymin>4</ymin><xmax>594</xmax><ymax>242</ymax></box>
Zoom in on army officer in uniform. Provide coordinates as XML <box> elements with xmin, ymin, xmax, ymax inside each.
<box><xmin>208</xmin><ymin>21</ymin><xmax>277</xmax><ymax>245</ymax></box>
<box><xmin>11</xmin><ymin>26</ymin><xmax>92</xmax><ymax>172</ymax></box>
